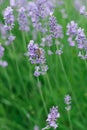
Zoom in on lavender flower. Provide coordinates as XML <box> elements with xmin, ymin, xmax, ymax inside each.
<box><xmin>66</xmin><ymin>21</ymin><xmax>78</xmax><ymax>36</ymax></box>
<box><xmin>49</xmin><ymin>15</ymin><xmax>63</xmax><ymax>38</ymax></box>
<box><xmin>13</xmin><ymin>0</ymin><xmax>28</xmax><ymax>8</ymax></box>
<box><xmin>27</xmin><ymin>2</ymin><xmax>40</xmax><ymax>29</ymax></box>
<box><xmin>36</xmin><ymin>0</ymin><xmax>53</xmax><ymax>18</ymax></box>
<box><xmin>5</xmin><ymin>35</ymin><xmax>15</xmax><ymax>45</ymax></box>
<box><xmin>0</xmin><ymin>44</ymin><xmax>8</xmax><ymax>67</ymax></box>
<box><xmin>76</xmin><ymin>28</ymin><xmax>86</xmax><ymax>49</ymax></box>
<box><xmin>46</xmin><ymin>106</ymin><xmax>60</xmax><ymax>129</ymax></box>
<box><xmin>27</xmin><ymin>0</ymin><xmax>53</xmax><ymax>32</ymax></box>
<box><xmin>34</xmin><ymin>125</ymin><xmax>39</xmax><ymax>130</ymax></box>
<box><xmin>80</xmin><ymin>6</ymin><xmax>86</xmax><ymax>15</ymax></box>
<box><xmin>26</xmin><ymin>40</ymin><xmax>48</xmax><ymax>77</ymax></box>
<box><xmin>0</xmin><ymin>23</ymin><xmax>8</xmax><ymax>39</ymax></box>
<box><xmin>18</xmin><ymin>7</ymin><xmax>29</xmax><ymax>32</ymax></box>
<box><xmin>34</xmin><ymin>66</ymin><xmax>41</xmax><ymax>77</ymax></box>
<box><xmin>10</xmin><ymin>0</ymin><xmax>16</xmax><ymax>7</ymax></box>
<box><xmin>0</xmin><ymin>45</ymin><xmax>4</xmax><ymax>58</ymax></box>
<box><xmin>64</xmin><ymin>95</ymin><xmax>71</xmax><ymax>111</ymax></box>
<box><xmin>3</xmin><ymin>6</ymin><xmax>14</xmax><ymax>30</ymax></box>
<box><xmin>0</xmin><ymin>60</ymin><xmax>8</xmax><ymax>67</ymax></box>
<box><xmin>66</xmin><ymin>21</ymin><xmax>78</xmax><ymax>46</ymax></box>
<box><xmin>27</xmin><ymin>40</ymin><xmax>46</xmax><ymax>64</ymax></box>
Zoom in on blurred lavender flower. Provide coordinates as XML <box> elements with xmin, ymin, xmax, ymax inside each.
<box><xmin>0</xmin><ymin>45</ymin><xmax>4</xmax><ymax>58</ymax></box>
<box><xmin>36</xmin><ymin>0</ymin><xmax>54</xmax><ymax>18</ymax></box>
<box><xmin>10</xmin><ymin>0</ymin><xmax>16</xmax><ymax>7</ymax></box>
<box><xmin>15</xmin><ymin>0</ymin><xmax>28</xmax><ymax>8</ymax></box>
<box><xmin>55</xmin><ymin>49</ymin><xmax>63</xmax><ymax>55</ymax></box>
<box><xmin>45</xmin><ymin>35</ymin><xmax>53</xmax><ymax>47</ymax></box>
<box><xmin>66</xmin><ymin>21</ymin><xmax>78</xmax><ymax>46</ymax></box>
<box><xmin>27</xmin><ymin>2</ymin><xmax>40</xmax><ymax>29</ymax></box>
<box><xmin>18</xmin><ymin>7</ymin><xmax>29</xmax><ymax>32</ymax></box>
<box><xmin>34</xmin><ymin>66</ymin><xmax>41</xmax><ymax>77</ymax></box>
<box><xmin>46</xmin><ymin>106</ymin><xmax>60</xmax><ymax>129</ymax></box>
<box><xmin>76</xmin><ymin>28</ymin><xmax>86</xmax><ymax>49</ymax></box>
<box><xmin>27</xmin><ymin>0</ymin><xmax>54</xmax><ymax>32</ymax></box>
<box><xmin>0</xmin><ymin>60</ymin><xmax>8</xmax><ymax>67</ymax></box>
<box><xmin>0</xmin><ymin>44</ymin><xmax>8</xmax><ymax>67</ymax></box>
<box><xmin>0</xmin><ymin>23</ymin><xmax>8</xmax><ymax>39</ymax></box>
<box><xmin>34</xmin><ymin>125</ymin><xmax>39</xmax><ymax>130</ymax></box>
<box><xmin>80</xmin><ymin>5</ymin><xmax>86</xmax><ymax>15</ymax></box>
<box><xmin>47</xmin><ymin>50</ymin><xmax>53</xmax><ymax>55</ymax></box>
<box><xmin>49</xmin><ymin>14</ymin><xmax>63</xmax><ymax>38</ymax></box>
<box><xmin>64</xmin><ymin>95</ymin><xmax>71</xmax><ymax>111</ymax></box>
<box><xmin>60</xmin><ymin>9</ymin><xmax>68</xmax><ymax>19</ymax></box>
<box><xmin>68</xmin><ymin>37</ymin><xmax>75</xmax><ymax>46</ymax></box>
<box><xmin>66</xmin><ymin>21</ymin><xmax>78</xmax><ymax>36</ymax></box>
<box><xmin>5</xmin><ymin>35</ymin><xmax>15</xmax><ymax>45</ymax></box>
<box><xmin>3</xmin><ymin>6</ymin><xmax>14</xmax><ymax>30</ymax></box>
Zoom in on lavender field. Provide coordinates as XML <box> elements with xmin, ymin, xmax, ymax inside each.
<box><xmin>0</xmin><ymin>0</ymin><xmax>87</xmax><ymax>130</ymax></box>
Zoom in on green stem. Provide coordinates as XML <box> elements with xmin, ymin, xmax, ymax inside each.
<box><xmin>37</xmin><ymin>77</ymin><xmax>48</xmax><ymax>115</ymax></box>
<box><xmin>67</xmin><ymin>111</ymin><xmax>73</xmax><ymax>130</ymax></box>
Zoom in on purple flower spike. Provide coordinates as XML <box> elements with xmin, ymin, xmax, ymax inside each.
<box><xmin>18</xmin><ymin>7</ymin><xmax>29</xmax><ymax>32</ymax></box>
<box><xmin>46</xmin><ymin>106</ymin><xmax>60</xmax><ymax>129</ymax></box>
<box><xmin>64</xmin><ymin>95</ymin><xmax>71</xmax><ymax>111</ymax></box>
<box><xmin>76</xmin><ymin>28</ymin><xmax>86</xmax><ymax>49</ymax></box>
<box><xmin>66</xmin><ymin>21</ymin><xmax>78</xmax><ymax>36</ymax></box>
<box><xmin>4</xmin><ymin>6</ymin><xmax>14</xmax><ymax>30</ymax></box>
<box><xmin>26</xmin><ymin>40</ymin><xmax>48</xmax><ymax>77</ymax></box>
<box><xmin>49</xmin><ymin>15</ymin><xmax>63</xmax><ymax>38</ymax></box>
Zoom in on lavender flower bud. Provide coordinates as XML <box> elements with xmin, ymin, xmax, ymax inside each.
<box><xmin>46</xmin><ymin>106</ymin><xmax>60</xmax><ymax>129</ymax></box>
<box><xmin>3</xmin><ymin>6</ymin><xmax>14</xmax><ymax>30</ymax></box>
<box><xmin>64</xmin><ymin>95</ymin><xmax>71</xmax><ymax>111</ymax></box>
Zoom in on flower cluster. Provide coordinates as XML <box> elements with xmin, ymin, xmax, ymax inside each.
<box><xmin>46</xmin><ymin>106</ymin><xmax>60</xmax><ymax>129</ymax></box>
<box><xmin>67</xmin><ymin>20</ymin><xmax>87</xmax><ymax>59</ymax></box>
<box><xmin>26</xmin><ymin>40</ymin><xmax>48</xmax><ymax>77</ymax></box>
<box><xmin>64</xmin><ymin>95</ymin><xmax>71</xmax><ymax>111</ymax></box>
<box><xmin>3</xmin><ymin>6</ymin><xmax>14</xmax><ymax>31</ymax></box>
